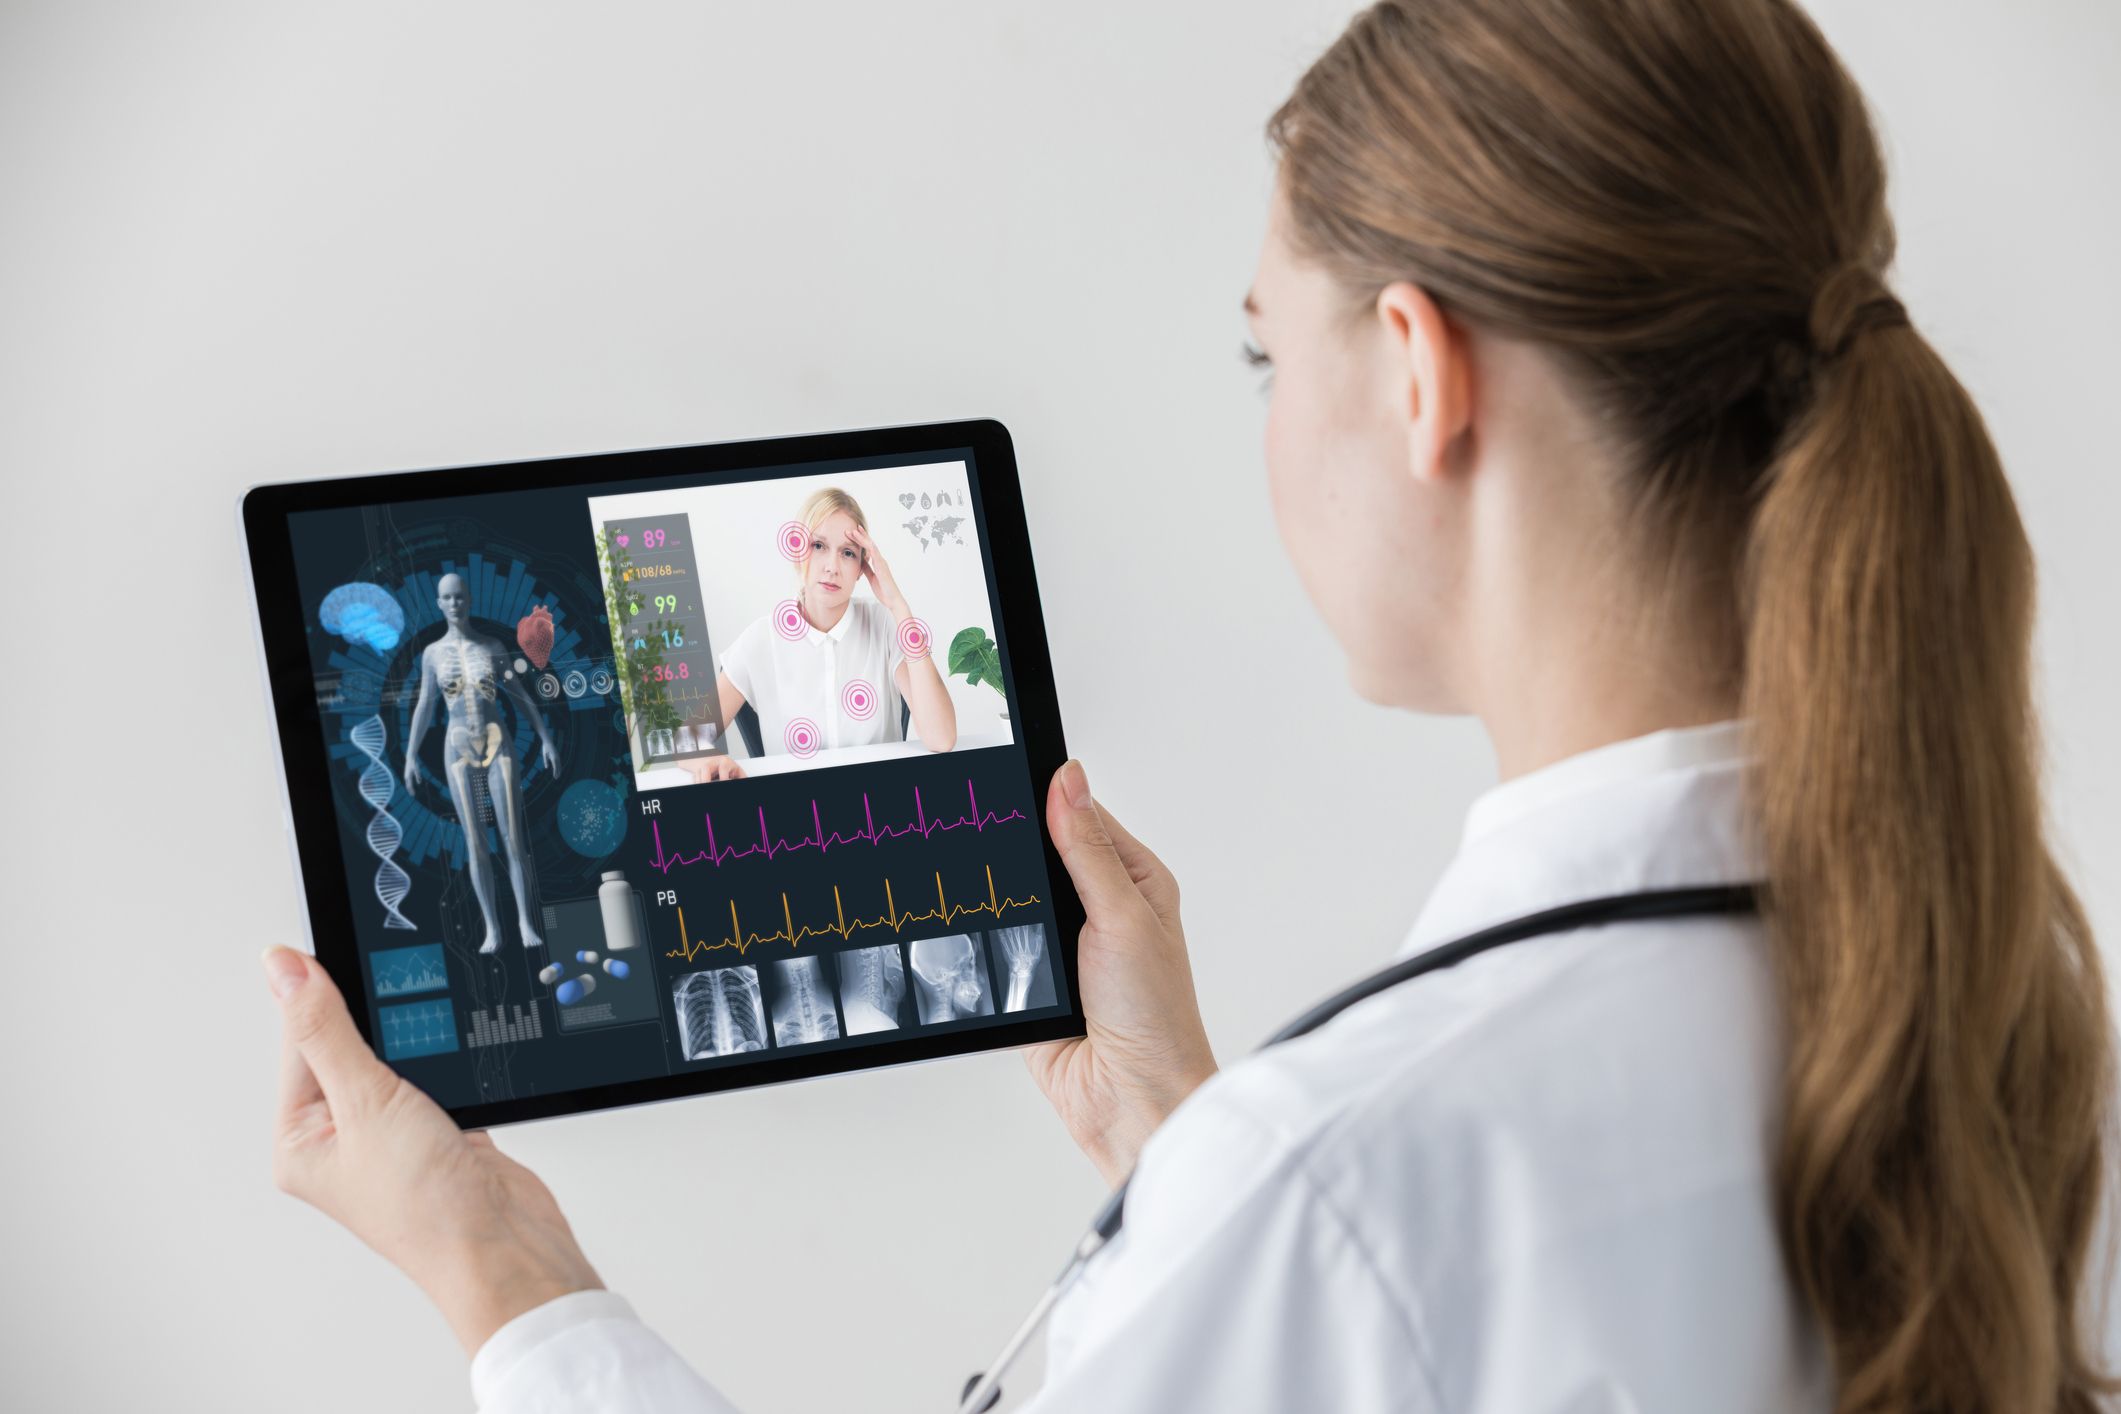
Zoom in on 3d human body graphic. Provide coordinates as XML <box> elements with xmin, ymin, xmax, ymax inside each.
<box><xmin>402</xmin><ymin>572</ymin><xmax>562</xmax><ymax>953</ymax></box>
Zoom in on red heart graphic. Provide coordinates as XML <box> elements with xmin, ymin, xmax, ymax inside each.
<box><xmin>517</xmin><ymin>605</ymin><xmax>555</xmax><ymax>670</ymax></box>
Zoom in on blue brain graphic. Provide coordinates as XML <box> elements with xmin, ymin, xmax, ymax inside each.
<box><xmin>321</xmin><ymin>582</ymin><xmax>407</xmax><ymax>653</ymax></box>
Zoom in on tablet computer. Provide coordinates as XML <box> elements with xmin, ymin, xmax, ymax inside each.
<box><xmin>242</xmin><ymin>418</ymin><xmax>1084</xmax><ymax>1128</ymax></box>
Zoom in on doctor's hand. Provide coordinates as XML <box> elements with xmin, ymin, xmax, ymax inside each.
<box><xmin>1029</xmin><ymin>759</ymin><xmax>1217</xmax><ymax>1187</ymax></box>
<box><xmin>261</xmin><ymin>946</ymin><xmax>603</xmax><ymax>1356</ymax></box>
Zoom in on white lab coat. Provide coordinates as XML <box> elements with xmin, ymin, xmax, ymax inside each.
<box><xmin>469</xmin><ymin>719</ymin><xmax>1832</xmax><ymax>1412</ymax></box>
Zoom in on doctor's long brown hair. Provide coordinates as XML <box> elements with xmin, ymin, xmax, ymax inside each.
<box><xmin>1268</xmin><ymin>1</ymin><xmax>2116</xmax><ymax>1409</ymax></box>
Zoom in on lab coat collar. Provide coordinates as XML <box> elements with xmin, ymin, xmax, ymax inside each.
<box><xmin>1461</xmin><ymin>719</ymin><xmax>1751</xmax><ymax>844</ymax></box>
<box><xmin>1398</xmin><ymin>718</ymin><xmax>1761</xmax><ymax>960</ymax></box>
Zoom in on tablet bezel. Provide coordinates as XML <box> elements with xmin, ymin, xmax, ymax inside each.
<box><xmin>241</xmin><ymin>417</ymin><xmax>1087</xmax><ymax>1129</ymax></box>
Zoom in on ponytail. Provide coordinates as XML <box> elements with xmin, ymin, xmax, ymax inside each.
<box><xmin>1745</xmin><ymin>271</ymin><xmax>2116</xmax><ymax>1410</ymax></box>
<box><xmin>1267</xmin><ymin>0</ymin><xmax>2119</xmax><ymax>1406</ymax></box>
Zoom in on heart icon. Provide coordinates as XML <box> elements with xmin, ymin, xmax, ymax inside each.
<box><xmin>517</xmin><ymin>604</ymin><xmax>556</xmax><ymax>670</ymax></box>
<box><xmin>616</xmin><ymin>533</ymin><xmax>630</xmax><ymax>547</ymax></box>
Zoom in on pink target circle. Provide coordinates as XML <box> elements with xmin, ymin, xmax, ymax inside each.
<box><xmin>776</xmin><ymin>521</ymin><xmax>810</xmax><ymax>562</ymax></box>
<box><xmin>897</xmin><ymin>616</ymin><xmax>932</xmax><ymax>660</ymax></box>
<box><xmin>784</xmin><ymin>717</ymin><xmax>820</xmax><ymax>758</ymax></box>
<box><xmin>841</xmin><ymin>678</ymin><xmax>876</xmax><ymax>720</ymax></box>
<box><xmin>773</xmin><ymin>598</ymin><xmax>807</xmax><ymax>641</ymax></box>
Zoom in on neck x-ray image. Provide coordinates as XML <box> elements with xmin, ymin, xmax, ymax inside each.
<box><xmin>838</xmin><ymin>943</ymin><xmax>911</xmax><ymax>1035</ymax></box>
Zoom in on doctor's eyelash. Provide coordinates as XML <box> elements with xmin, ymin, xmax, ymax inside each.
<box><xmin>1241</xmin><ymin>340</ymin><xmax>1274</xmax><ymax>395</ymax></box>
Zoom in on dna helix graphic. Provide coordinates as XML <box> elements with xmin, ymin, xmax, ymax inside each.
<box><xmin>352</xmin><ymin>714</ymin><xmax>416</xmax><ymax>930</ymax></box>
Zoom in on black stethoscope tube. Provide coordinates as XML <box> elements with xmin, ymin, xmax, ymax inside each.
<box><xmin>957</xmin><ymin>883</ymin><xmax>1760</xmax><ymax>1413</ymax></box>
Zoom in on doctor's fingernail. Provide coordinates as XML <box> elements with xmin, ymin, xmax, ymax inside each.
<box><xmin>1063</xmin><ymin>760</ymin><xmax>1092</xmax><ymax>808</ymax></box>
<box><xmin>261</xmin><ymin>946</ymin><xmax>309</xmax><ymax>999</ymax></box>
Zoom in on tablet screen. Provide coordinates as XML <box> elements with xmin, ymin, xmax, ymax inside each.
<box><xmin>266</xmin><ymin>435</ymin><xmax>1076</xmax><ymax>1121</ymax></box>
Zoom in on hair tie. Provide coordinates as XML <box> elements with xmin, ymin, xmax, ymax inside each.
<box><xmin>1809</xmin><ymin>262</ymin><xmax>1909</xmax><ymax>360</ymax></box>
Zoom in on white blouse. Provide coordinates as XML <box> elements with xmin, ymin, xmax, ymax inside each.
<box><xmin>716</xmin><ymin>595</ymin><xmax>907</xmax><ymax>756</ymax></box>
<box><xmin>468</xmin><ymin>719</ymin><xmax>1833</xmax><ymax>1412</ymax></box>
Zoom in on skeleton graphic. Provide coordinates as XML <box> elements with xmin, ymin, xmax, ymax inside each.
<box><xmin>402</xmin><ymin>572</ymin><xmax>562</xmax><ymax>953</ymax></box>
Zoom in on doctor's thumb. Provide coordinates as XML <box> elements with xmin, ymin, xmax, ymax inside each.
<box><xmin>263</xmin><ymin>946</ymin><xmax>393</xmax><ymax>1113</ymax></box>
<box><xmin>1049</xmin><ymin>761</ymin><xmax>1141</xmax><ymax>921</ymax></box>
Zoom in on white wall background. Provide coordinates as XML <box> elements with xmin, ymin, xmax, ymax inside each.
<box><xmin>589</xmin><ymin>456</ymin><xmax>1005</xmax><ymax>762</ymax></box>
<box><xmin>1</xmin><ymin>2</ymin><xmax>2114</xmax><ymax>1410</ymax></box>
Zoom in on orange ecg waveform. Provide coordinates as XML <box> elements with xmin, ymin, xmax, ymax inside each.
<box><xmin>667</xmin><ymin>865</ymin><xmax>1042</xmax><ymax>963</ymax></box>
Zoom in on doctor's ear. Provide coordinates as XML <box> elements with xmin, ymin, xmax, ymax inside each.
<box><xmin>1374</xmin><ymin>279</ymin><xmax>1473</xmax><ymax>486</ymax></box>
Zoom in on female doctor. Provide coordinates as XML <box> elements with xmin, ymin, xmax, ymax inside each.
<box><xmin>258</xmin><ymin>1</ymin><xmax>2117</xmax><ymax>1410</ymax></box>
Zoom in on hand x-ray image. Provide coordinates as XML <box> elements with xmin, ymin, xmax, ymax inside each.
<box><xmin>987</xmin><ymin>925</ymin><xmax>1055</xmax><ymax>1013</ymax></box>
<box><xmin>838</xmin><ymin>942</ymin><xmax>911</xmax><ymax>1035</ymax></box>
<box><xmin>673</xmin><ymin>965</ymin><xmax>768</xmax><ymax>1060</ymax></box>
<box><xmin>769</xmin><ymin>955</ymin><xmax>842</xmax><ymax>1047</ymax></box>
<box><xmin>908</xmin><ymin>934</ymin><xmax>995</xmax><ymax>1024</ymax></box>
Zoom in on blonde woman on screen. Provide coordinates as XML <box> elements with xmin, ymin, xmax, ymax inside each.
<box><xmin>678</xmin><ymin>485</ymin><xmax>958</xmax><ymax>783</ymax></box>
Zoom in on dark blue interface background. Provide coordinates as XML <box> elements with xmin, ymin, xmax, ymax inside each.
<box><xmin>284</xmin><ymin>456</ymin><xmax>1066</xmax><ymax>1113</ymax></box>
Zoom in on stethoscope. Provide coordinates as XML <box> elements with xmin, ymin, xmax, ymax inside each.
<box><xmin>956</xmin><ymin>883</ymin><xmax>1761</xmax><ymax>1413</ymax></box>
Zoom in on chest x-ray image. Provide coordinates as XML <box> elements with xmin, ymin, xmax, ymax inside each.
<box><xmin>768</xmin><ymin>955</ymin><xmax>841</xmax><ymax>1047</ymax></box>
<box><xmin>987</xmin><ymin>925</ymin><xmax>1054</xmax><ymax>1013</ymax></box>
<box><xmin>908</xmin><ymin>934</ymin><xmax>995</xmax><ymax>1024</ymax></box>
<box><xmin>837</xmin><ymin>943</ymin><xmax>911</xmax><ymax>1035</ymax></box>
<box><xmin>673</xmin><ymin>965</ymin><xmax>768</xmax><ymax>1060</ymax></box>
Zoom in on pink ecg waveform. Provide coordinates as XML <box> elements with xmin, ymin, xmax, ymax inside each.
<box><xmin>649</xmin><ymin>778</ymin><xmax>1027</xmax><ymax>874</ymax></box>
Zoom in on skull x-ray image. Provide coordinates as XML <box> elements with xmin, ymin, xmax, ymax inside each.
<box><xmin>838</xmin><ymin>942</ymin><xmax>911</xmax><ymax>1035</ymax></box>
<box><xmin>673</xmin><ymin>965</ymin><xmax>768</xmax><ymax>1059</ymax></box>
<box><xmin>909</xmin><ymin>934</ymin><xmax>995</xmax><ymax>1024</ymax></box>
<box><xmin>769</xmin><ymin>955</ymin><xmax>841</xmax><ymax>1047</ymax></box>
<box><xmin>987</xmin><ymin>925</ymin><xmax>1055</xmax><ymax>1013</ymax></box>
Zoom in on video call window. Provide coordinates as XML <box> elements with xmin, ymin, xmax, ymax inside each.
<box><xmin>587</xmin><ymin>459</ymin><xmax>1015</xmax><ymax>790</ymax></box>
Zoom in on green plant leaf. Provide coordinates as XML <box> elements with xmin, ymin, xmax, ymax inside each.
<box><xmin>945</xmin><ymin>626</ymin><xmax>1006</xmax><ymax>701</ymax></box>
<box><xmin>947</xmin><ymin>626</ymin><xmax>987</xmax><ymax>674</ymax></box>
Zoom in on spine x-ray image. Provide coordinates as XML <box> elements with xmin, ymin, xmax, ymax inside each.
<box><xmin>769</xmin><ymin>955</ymin><xmax>842</xmax><ymax>1047</ymax></box>
<box><xmin>987</xmin><ymin>924</ymin><xmax>1055</xmax><ymax>1013</ymax></box>
<box><xmin>673</xmin><ymin>965</ymin><xmax>768</xmax><ymax>1059</ymax></box>
<box><xmin>909</xmin><ymin>934</ymin><xmax>995</xmax><ymax>1024</ymax></box>
<box><xmin>838</xmin><ymin>943</ymin><xmax>911</xmax><ymax>1035</ymax></box>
